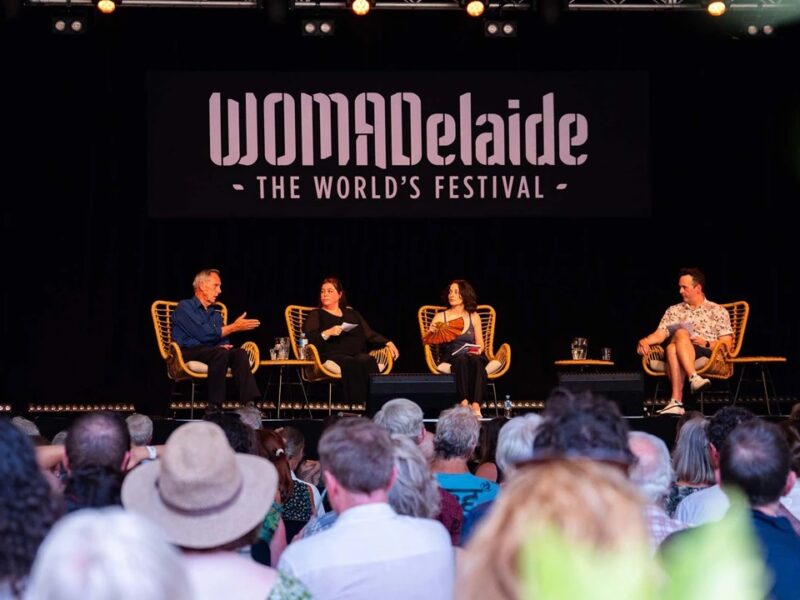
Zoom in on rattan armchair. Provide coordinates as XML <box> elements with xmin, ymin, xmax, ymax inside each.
<box><xmin>284</xmin><ymin>305</ymin><xmax>395</xmax><ymax>411</ymax></box>
<box><xmin>641</xmin><ymin>301</ymin><xmax>749</xmax><ymax>405</ymax></box>
<box><xmin>151</xmin><ymin>300</ymin><xmax>260</xmax><ymax>416</ymax></box>
<box><xmin>417</xmin><ymin>305</ymin><xmax>511</xmax><ymax>404</ymax></box>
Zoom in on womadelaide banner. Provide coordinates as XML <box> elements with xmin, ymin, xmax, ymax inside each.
<box><xmin>148</xmin><ymin>71</ymin><xmax>650</xmax><ymax>217</ymax></box>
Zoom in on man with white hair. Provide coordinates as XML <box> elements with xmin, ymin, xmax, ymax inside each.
<box><xmin>373</xmin><ymin>398</ymin><xmax>425</xmax><ymax>441</ymax></box>
<box><xmin>126</xmin><ymin>414</ymin><xmax>154</xmax><ymax>447</ymax></box>
<box><xmin>628</xmin><ymin>431</ymin><xmax>687</xmax><ymax>550</ymax></box>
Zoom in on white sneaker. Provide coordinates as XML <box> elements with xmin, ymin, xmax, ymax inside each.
<box><xmin>657</xmin><ymin>400</ymin><xmax>685</xmax><ymax>416</ymax></box>
<box><xmin>690</xmin><ymin>374</ymin><xmax>711</xmax><ymax>392</ymax></box>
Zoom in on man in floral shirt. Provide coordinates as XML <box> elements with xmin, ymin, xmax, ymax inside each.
<box><xmin>637</xmin><ymin>268</ymin><xmax>732</xmax><ymax>416</ymax></box>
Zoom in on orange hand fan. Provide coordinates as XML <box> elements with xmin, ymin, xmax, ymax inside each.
<box><xmin>423</xmin><ymin>317</ymin><xmax>464</xmax><ymax>345</ymax></box>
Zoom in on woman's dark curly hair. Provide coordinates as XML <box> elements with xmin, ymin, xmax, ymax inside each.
<box><xmin>0</xmin><ymin>419</ymin><xmax>60</xmax><ymax>597</ymax></box>
<box><xmin>442</xmin><ymin>280</ymin><xmax>478</xmax><ymax>313</ymax></box>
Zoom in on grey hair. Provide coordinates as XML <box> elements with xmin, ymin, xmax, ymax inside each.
<box><xmin>277</xmin><ymin>425</ymin><xmax>305</xmax><ymax>459</ymax></box>
<box><xmin>373</xmin><ymin>398</ymin><xmax>424</xmax><ymax>440</ymax></box>
<box><xmin>11</xmin><ymin>416</ymin><xmax>40</xmax><ymax>437</ymax></box>
<box><xmin>25</xmin><ymin>507</ymin><xmax>190</xmax><ymax>600</ymax></box>
<box><xmin>51</xmin><ymin>430</ymin><xmax>69</xmax><ymax>446</ymax></box>
<box><xmin>125</xmin><ymin>414</ymin><xmax>154</xmax><ymax>447</ymax></box>
<box><xmin>628</xmin><ymin>431</ymin><xmax>674</xmax><ymax>504</ymax></box>
<box><xmin>496</xmin><ymin>413</ymin><xmax>543</xmax><ymax>476</ymax></box>
<box><xmin>192</xmin><ymin>268</ymin><xmax>220</xmax><ymax>290</ymax></box>
<box><xmin>672</xmin><ymin>417</ymin><xmax>715</xmax><ymax>485</ymax></box>
<box><xmin>234</xmin><ymin>406</ymin><xmax>263</xmax><ymax>431</ymax></box>
<box><xmin>434</xmin><ymin>406</ymin><xmax>480</xmax><ymax>460</ymax></box>
<box><xmin>388</xmin><ymin>435</ymin><xmax>441</xmax><ymax>519</ymax></box>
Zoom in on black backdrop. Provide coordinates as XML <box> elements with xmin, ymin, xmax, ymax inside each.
<box><xmin>2</xmin><ymin>6</ymin><xmax>799</xmax><ymax>413</ymax></box>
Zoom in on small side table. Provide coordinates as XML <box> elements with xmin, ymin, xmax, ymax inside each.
<box><xmin>730</xmin><ymin>356</ymin><xmax>787</xmax><ymax>415</ymax></box>
<box><xmin>258</xmin><ymin>359</ymin><xmax>315</xmax><ymax>417</ymax></box>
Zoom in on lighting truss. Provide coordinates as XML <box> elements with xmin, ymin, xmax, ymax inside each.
<box><xmin>21</xmin><ymin>0</ymin><xmax>800</xmax><ymax>13</ymax></box>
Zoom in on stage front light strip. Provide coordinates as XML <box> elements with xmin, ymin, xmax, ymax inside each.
<box><xmin>28</xmin><ymin>403</ymin><xmax>136</xmax><ymax>413</ymax></box>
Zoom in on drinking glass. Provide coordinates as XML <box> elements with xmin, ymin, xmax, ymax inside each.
<box><xmin>571</xmin><ymin>337</ymin><xmax>587</xmax><ymax>360</ymax></box>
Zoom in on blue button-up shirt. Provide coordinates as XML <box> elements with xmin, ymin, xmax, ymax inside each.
<box><xmin>172</xmin><ymin>297</ymin><xmax>229</xmax><ymax>348</ymax></box>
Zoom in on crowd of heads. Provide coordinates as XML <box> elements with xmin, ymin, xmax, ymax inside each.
<box><xmin>4</xmin><ymin>390</ymin><xmax>800</xmax><ymax>600</ymax></box>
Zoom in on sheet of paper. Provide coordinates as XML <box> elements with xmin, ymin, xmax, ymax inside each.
<box><xmin>667</xmin><ymin>322</ymin><xmax>694</xmax><ymax>336</ymax></box>
<box><xmin>452</xmin><ymin>343</ymin><xmax>481</xmax><ymax>356</ymax></box>
<box><xmin>341</xmin><ymin>322</ymin><xmax>359</xmax><ymax>332</ymax></box>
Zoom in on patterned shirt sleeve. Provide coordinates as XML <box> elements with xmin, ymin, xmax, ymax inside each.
<box><xmin>267</xmin><ymin>571</ymin><xmax>313</xmax><ymax>600</ymax></box>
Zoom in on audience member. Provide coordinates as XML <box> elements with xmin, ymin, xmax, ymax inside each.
<box><xmin>25</xmin><ymin>508</ymin><xmax>190</xmax><ymax>600</ymax></box>
<box><xmin>665</xmin><ymin>416</ymin><xmax>715</xmax><ymax>517</ymax></box>
<box><xmin>533</xmin><ymin>389</ymin><xmax>634</xmax><ymax>465</ymax></box>
<box><xmin>203</xmin><ymin>411</ymin><xmax>255</xmax><ymax>454</ymax></box>
<box><xmin>674</xmin><ymin>407</ymin><xmax>757</xmax><ymax>525</ymax></box>
<box><xmin>387</xmin><ymin>435</ymin><xmax>442</xmax><ymax>519</ymax></box>
<box><xmin>777</xmin><ymin>419</ymin><xmax>800</xmax><ymax>530</ymax></box>
<box><xmin>675</xmin><ymin>410</ymin><xmax>705</xmax><ymax>442</ymax></box>
<box><xmin>473</xmin><ymin>417</ymin><xmax>507</xmax><ymax>482</ymax></box>
<box><xmin>10</xmin><ymin>416</ymin><xmax>40</xmax><ymax>437</ymax></box>
<box><xmin>373</xmin><ymin>398</ymin><xmax>425</xmax><ymax>442</ymax></box>
<box><xmin>256</xmin><ymin>429</ymin><xmax>315</xmax><ymax>546</ymax></box>
<box><xmin>51</xmin><ymin>431</ymin><xmax>68</xmax><ymax>446</ymax></box>
<box><xmin>457</xmin><ymin>458</ymin><xmax>648</xmax><ymax>600</ymax></box>
<box><xmin>62</xmin><ymin>412</ymin><xmax>131</xmax><ymax>513</ymax></box>
<box><xmin>0</xmin><ymin>420</ymin><xmax>60</xmax><ymax>599</ymax></box>
<box><xmin>235</xmin><ymin>405</ymin><xmax>264</xmax><ymax>431</ymax></box>
<box><xmin>719</xmin><ymin>419</ymin><xmax>800</xmax><ymax>600</ymax></box>
<box><xmin>431</xmin><ymin>406</ymin><xmax>500</xmax><ymax>518</ymax></box>
<box><xmin>495</xmin><ymin>413</ymin><xmax>542</xmax><ymax>479</ymax></box>
<box><xmin>126</xmin><ymin>413</ymin><xmax>154</xmax><ymax>447</ymax></box>
<box><xmin>373</xmin><ymin>398</ymin><xmax>463</xmax><ymax>545</ymax></box>
<box><xmin>278</xmin><ymin>418</ymin><xmax>454</xmax><ymax>600</ymax></box>
<box><xmin>63</xmin><ymin>464</ymin><xmax>124</xmax><ymax>514</ymax></box>
<box><xmin>628</xmin><ymin>431</ymin><xmax>687</xmax><ymax>550</ymax></box>
<box><xmin>460</xmin><ymin>414</ymin><xmax>543</xmax><ymax>546</ymax></box>
<box><xmin>122</xmin><ymin>421</ymin><xmax>309</xmax><ymax>600</ymax></box>
<box><xmin>277</xmin><ymin>425</ymin><xmax>324</xmax><ymax>512</ymax></box>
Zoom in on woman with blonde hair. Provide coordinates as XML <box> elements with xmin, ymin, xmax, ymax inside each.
<box><xmin>456</xmin><ymin>459</ymin><xmax>649</xmax><ymax>600</ymax></box>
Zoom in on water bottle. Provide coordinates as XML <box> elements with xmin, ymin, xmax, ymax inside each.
<box><xmin>504</xmin><ymin>394</ymin><xmax>513</xmax><ymax>419</ymax></box>
<box><xmin>297</xmin><ymin>333</ymin><xmax>308</xmax><ymax>360</ymax></box>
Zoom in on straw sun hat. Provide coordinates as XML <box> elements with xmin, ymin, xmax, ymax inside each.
<box><xmin>121</xmin><ymin>421</ymin><xmax>277</xmax><ymax>550</ymax></box>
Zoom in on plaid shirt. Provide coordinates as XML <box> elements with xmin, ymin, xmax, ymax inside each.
<box><xmin>644</xmin><ymin>504</ymin><xmax>688</xmax><ymax>552</ymax></box>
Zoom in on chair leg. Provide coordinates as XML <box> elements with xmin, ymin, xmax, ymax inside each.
<box><xmin>489</xmin><ymin>383</ymin><xmax>499</xmax><ymax>416</ymax></box>
<box><xmin>295</xmin><ymin>369</ymin><xmax>312</xmax><ymax>418</ymax></box>
<box><xmin>328</xmin><ymin>383</ymin><xmax>333</xmax><ymax>416</ymax></box>
<box><xmin>759</xmin><ymin>364</ymin><xmax>773</xmax><ymax>416</ymax></box>
<box><xmin>733</xmin><ymin>364</ymin><xmax>747</xmax><ymax>406</ymax></box>
<box><xmin>190</xmin><ymin>382</ymin><xmax>196</xmax><ymax>420</ymax></box>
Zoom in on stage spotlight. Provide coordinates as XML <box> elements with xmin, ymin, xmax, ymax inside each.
<box><xmin>302</xmin><ymin>18</ymin><xmax>335</xmax><ymax>35</ymax></box>
<box><xmin>762</xmin><ymin>23</ymin><xmax>774</xmax><ymax>35</ymax></box>
<box><xmin>484</xmin><ymin>19</ymin><xmax>517</xmax><ymax>37</ymax></box>
<box><xmin>746</xmin><ymin>23</ymin><xmax>759</xmax><ymax>35</ymax></box>
<box><xmin>348</xmin><ymin>0</ymin><xmax>373</xmax><ymax>15</ymax></box>
<box><xmin>96</xmin><ymin>0</ymin><xmax>116</xmax><ymax>13</ymax></box>
<box><xmin>51</xmin><ymin>15</ymin><xmax>87</xmax><ymax>34</ymax></box>
<box><xmin>463</xmin><ymin>0</ymin><xmax>487</xmax><ymax>16</ymax></box>
<box><xmin>705</xmin><ymin>0</ymin><xmax>729</xmax><ymax>17</ymax></box>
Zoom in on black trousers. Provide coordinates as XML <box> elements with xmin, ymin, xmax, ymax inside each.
<box><xmin>451</xmin><ymin>353</ymin><xmax>489</xmax><ymax>404</ymax></box>
<box><xmin>328</xmin><ymin>353</ymin><xmax>379</xmax><ymax>404</ymax></box>
<box><xmin>181</xmin><ymin>345</ymin><xmax>260</xmax><ymax>407</ymax></box>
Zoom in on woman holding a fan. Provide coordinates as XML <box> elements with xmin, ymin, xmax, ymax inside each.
<box><xmin>425</xmin><ymin>279</ymin><xmax>487</xmax><ymax>418</ymax></box>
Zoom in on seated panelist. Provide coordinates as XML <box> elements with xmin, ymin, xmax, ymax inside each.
<box><xmin>425</xmin><ymin>279</ymin><xmax>487</xmax><ymax>418</ymax></box>
<box><xmin>303</xmin><ymin>277</ymin><xmax>399</xmax><ymax>405</ymax></box>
